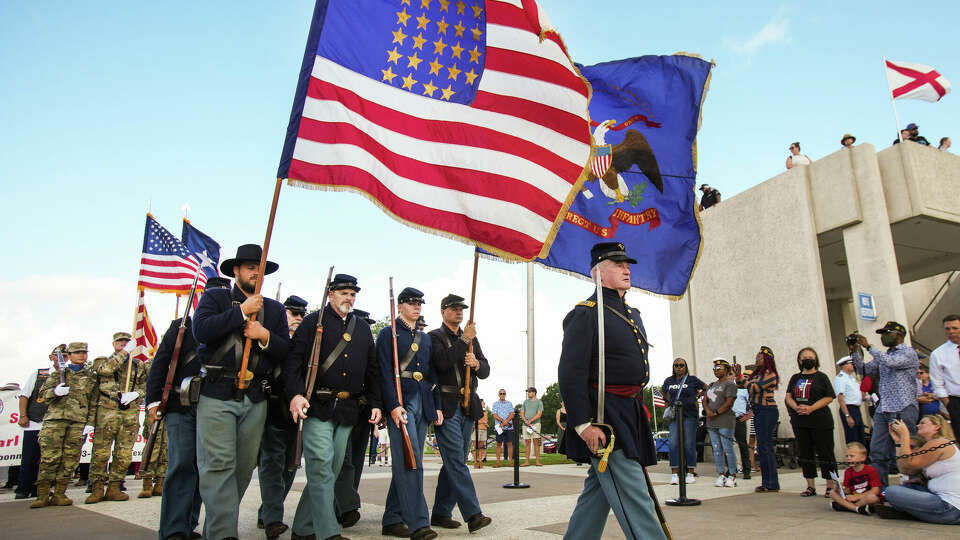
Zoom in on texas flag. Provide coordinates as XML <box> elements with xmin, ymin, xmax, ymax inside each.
<box><xmin>885</xmin><ymin>59</ymin><xmax>952</xmax><ymax>102</ymax></box>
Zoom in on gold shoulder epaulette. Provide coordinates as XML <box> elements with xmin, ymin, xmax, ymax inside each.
<box><xmin>576</xmin><ymin>300</ymin><xmax>596</xmax><ymax>308</ymax></box>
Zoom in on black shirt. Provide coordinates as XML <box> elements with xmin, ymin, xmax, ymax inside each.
<box><xmin>786</xmin><ymin>371</ymin><xmax>835</xmax><ymax>430</ymax></box>
<box><xmin>700</xmin><ymin>188</ymin><xmax>720</xmax><ymax>209</ymax></box>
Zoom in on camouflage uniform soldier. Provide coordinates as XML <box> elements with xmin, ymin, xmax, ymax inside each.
<box><xmin>85</xmin><ymin>332</ymin><xmax>148</xmax><ymax>504</ymax></box>
<box><xmin>31</xmin><ymin>342</ymin><xmax>97</xmax><ymax>509</ymax></box>
<box><xmin>138</xmin><ymin>361</ymin><xmax>168</xmax><ymax>499</ymax></box>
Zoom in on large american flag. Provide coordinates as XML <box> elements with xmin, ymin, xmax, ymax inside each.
<box><xmin>138</xmin><ymin>214</ymin><xmax>212</xmax><ymax>294</ymax></box>
<box><xmin>278</xmin><ymin>0</ymin><xmax>592</xmax><ymax>260</ymax></box>
<box><xmin>132</xmin><ymin>289</ymin><xmax>158</xmax><ymax>362</ymax></box>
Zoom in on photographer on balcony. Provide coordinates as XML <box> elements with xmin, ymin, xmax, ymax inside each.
<box><xmin>848</xmin><ymin>321</ymin><xmax>920</xmax><ymax>487</ymax></box>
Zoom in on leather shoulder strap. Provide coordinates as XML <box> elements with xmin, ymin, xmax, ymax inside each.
<box><xmin>399</xmin><ymin>332</ymin><xmax>423</xmax><ymax>372</ymax></box>
<box><xmin>318</xmin><ymin>315</ymin><xmax>357</xmax><ymax>377</ymax></box>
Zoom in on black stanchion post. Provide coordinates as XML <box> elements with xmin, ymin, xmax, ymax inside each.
<box><xmin>503</xmin><ymin>405</ymin><xmax>529</xmax><ymax>489</ymax></box>
<box><xmin>666</xmin><ymin>401</ymin><xmax>700</xmax><ymax>506</ymax></box>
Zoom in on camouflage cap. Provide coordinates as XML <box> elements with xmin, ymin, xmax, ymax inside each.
<box><xmin>113</xmin><ymin>332</ymin><xmax>133</xmax><ymax>342</ymax></box>
<box><xmin>50</xmin><ymin>343</ymin><xmax>67</xmax><ymax>356</ymax></box>
<box><xmin>67</xmin><ymin>342</ymin><xmax>88</xmax><ymax>353</ymax></box>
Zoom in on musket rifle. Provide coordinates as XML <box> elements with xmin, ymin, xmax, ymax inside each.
<box><xmin>142</xmin><ymin>266</ymin><xmax>203</xmax><ymax>471</ymax></box>
<box><xmin>286</xmin><ymin>266</ymin><xmax>335</xmax><ymax>472</ymax></box>
<box><xmin>389</xmin><ymin>277</ymin><xmax>418</xmax><ymax>470</ymax></box>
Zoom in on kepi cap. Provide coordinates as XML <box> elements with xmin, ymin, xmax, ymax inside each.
<box><xmin>590</xmin><ymin>241</ymin><xmax>637</xmax><ymax>268</ymax></box>
<box><xmin>283</xmin><ymin>295</ymin><xmax>308</xmax><ymax>315</ymax></box>
<box><xmin>398</xmin><ymin>287</ymin><xmax>425</xmax><ymax>305</ymax></box>
<box><xmin>440</xmin><ymin>294</ymin><xmax>468</xmax><ymax>310</ymax></box>
<box><xmin>330</xmin><ymin>274</ymin><xmax>360</xmax><ymax>292</ymax></box>
<box><xmin>875</xmin><ymin>321</ymin><xmax>906</xmax><ymax>335</ymax></box>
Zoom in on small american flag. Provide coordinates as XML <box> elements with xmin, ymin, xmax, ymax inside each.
<box><xmin>652</xmin><ymin>387</ymin><xmax>666</xmax><ymax>408</ymax></box>
<box><xmin>132</xmin><ymin>289</ymin><xmax>158</xmax><ymax>362</ymax></box>
<box><xmin>138</xmin><ymin>214</ymin><xmax>212</xmax><ymax>294</ymax></box>
<box><xmin>278</xmin><ymin>0</ymin><xmax>592</xmax><ymax>260</ymax></box>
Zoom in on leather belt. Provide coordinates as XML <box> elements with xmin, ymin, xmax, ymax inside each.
<box><xmin>439</xmin><ymin>384</ymin><xmax>463</xmax><ymax>395</ymax></box>
<box><xmin>315</xmin><ymin>387</ymin><xmax>353</xmax><ymax>400</ymax></box>
<box><xmin>400</xmin><ymin>371</ymin><xmax>424</xmax><ymax>381</ymax></box>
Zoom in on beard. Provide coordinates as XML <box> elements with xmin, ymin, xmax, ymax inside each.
<box><xmin>238</xmin><ymin>279</ymin><xmax>255</xmax><ymax>294</ymax></box>
<box><xmin>337</xmin><ymin>302</ymin><xmax>353</xmax><ymax>315</ymax></box>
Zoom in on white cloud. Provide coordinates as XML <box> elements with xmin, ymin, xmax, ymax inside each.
<box><xmin>725</xmin><ymin>7</ymin><xmax>790</xmax><ymax>56</ymax></box>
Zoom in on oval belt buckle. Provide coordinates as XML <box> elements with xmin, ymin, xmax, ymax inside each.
<box><xmin>412</xmin><ymin>371</ymin><xmax>423</xmax><ymax>381</ymax></box>
<box><xmin>343</xmin><ymin>333</ymin><xmax>351</xmax><ymax>342</ymax></box>
<box><xmin>336</xmin><ymin>391</ymin><xmax>350</xmax><ymax>399</ymax></box>
<box><xmin>410</xmin><ymin>343</ymin><xmax>419</xmax><ymax>352</ymax></box>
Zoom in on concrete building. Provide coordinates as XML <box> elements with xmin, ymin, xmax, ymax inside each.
<box><xmin>670</xmin><ymin>142</ymin><xmax>960</xmax><ymax>443</ymax></box>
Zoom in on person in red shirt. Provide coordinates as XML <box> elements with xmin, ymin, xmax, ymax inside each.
<box><xmin>830</xmin><ymin>442</ymin><xmax>882</xmax><ymax>514</ymax></box>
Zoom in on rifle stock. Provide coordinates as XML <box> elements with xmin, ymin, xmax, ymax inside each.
<box><xmin>143</xmin><ymin>268</ymin><xmax>201</xmax><ymax>471</ymax></box>
<box><xmin>287</xmin><ymin>266</ymin><xmax>335</xmax><ymax>472</ymax></box>
<box><xmin>389</xmin><ymin>277</ymin><xmax>417</xmax><ymax>471</ymax></box>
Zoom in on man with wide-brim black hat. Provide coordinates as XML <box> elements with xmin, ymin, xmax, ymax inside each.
<box><xmin>255</xmin><ymin>292</ymin><xmax>310</xmax><ymax>538</ymax></box>
<box><xmin>427</xmin><ymin>293</ymin><xmax>493</xmax><ymax>532</ymax></box>
<box><xmin>192</xmin><ymin>243</ymin><xmax>291</xmax><ymax>540</ymax></box>
<box><xmin>285</xmin><ymin>274</ymin><xmax>382</xmax><ymax>540</ymax></box>
<box><xmin>558</xmin><ymin>242</ymin><xmax>666</xmax><ymax>540</ymax></box>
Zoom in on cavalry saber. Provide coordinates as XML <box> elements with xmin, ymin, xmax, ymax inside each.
<box><xmin>142</xmin><ymin>265</ymin><xmax>203</xmax><ymax>471</ymax></box>
<box><xmin>591</xmin><ymin>267</ymin><xmax>615</xmax><ymax>472</ymax></box>
<box><xmin>287</xmin><ymin>266</ymin><xmax>335</xmax><ymax>472</ymax></box>
<box><xmin>389</xmin><ymin>277</ymin><xmax>418</xmax><ymax>470</ymax></box>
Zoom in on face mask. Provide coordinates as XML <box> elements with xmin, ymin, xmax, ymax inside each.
<box><xmin>800</xmin><ymin>358</ymin><xmax>816</xmax><ymax>370</ymax></box>
<box><xmin>880</xmin><ymin>333</ymin><xmax>897</xmax><ymax>347</ymax></box>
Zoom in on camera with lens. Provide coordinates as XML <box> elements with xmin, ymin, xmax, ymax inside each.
<box><xmin>845</xmin><ymin>332</ymin><xmax>859</xmax><ymax>346</ymax></box>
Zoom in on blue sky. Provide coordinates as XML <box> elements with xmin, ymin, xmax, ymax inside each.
<box><xmin>2</xmin><ymin>1</ymin><xmax>956</xmax><ymax>395</ymax></box>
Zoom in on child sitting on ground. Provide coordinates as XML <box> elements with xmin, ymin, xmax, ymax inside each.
<box><xmin>830</xmin><ymin>442</ymin><xmax>882</xmax><ymax>515</ymax></box>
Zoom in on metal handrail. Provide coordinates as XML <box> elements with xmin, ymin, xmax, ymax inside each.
<box><xmin>911</xmin><ymin>270</ymin><xmax>959</xmax><ymax>352</ymax></box>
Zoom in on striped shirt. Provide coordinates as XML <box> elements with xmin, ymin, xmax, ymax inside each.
<box><xmin>747</xmin><ymin>372</ymin><xmax>778</xmax><ymax>406</ymax></box>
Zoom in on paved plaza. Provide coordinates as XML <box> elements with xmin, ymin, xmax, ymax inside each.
<box><xmin>4</xmin><ymin>456</ymin><xmax>959</xmax><ymax>539</ymax></box>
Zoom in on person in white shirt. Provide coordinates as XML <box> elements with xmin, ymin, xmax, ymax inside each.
<box><xmin>15</xmin><ymin>346</ymin><xmax>62</xmax><ymax>499</ymax></box>
<box><xmin>930</xmin><ymin>314</ymin><xmax>960</xmax><ymax>431</ymax></box>
<box><xmin>786</xmin><ymin>142</ymin><xmax>812</xmax><ymax>169</ymax></box>
<box><xmin>833</xmin><ymin>356</ymin><xmax>865</xmax><ymax>446</ymax></box>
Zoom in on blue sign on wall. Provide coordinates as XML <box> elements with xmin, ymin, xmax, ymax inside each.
<box><xmin>858</xmin><ymin>292</ymin><xmax>876</xmax><ymax>321</ymax></box>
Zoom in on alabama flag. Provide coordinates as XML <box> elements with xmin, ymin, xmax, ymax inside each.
<box><xmin>886</xmin><ymin>59</ymin><xmax>952</xmax><ymax>102</ymax></box>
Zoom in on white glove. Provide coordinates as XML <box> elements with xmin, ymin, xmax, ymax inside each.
<box><xmin>54</xmin><ymin>384</ymin><xmax>69</xmax><ymax>397</ymax></box>
<box><xmin>120</xmin><ymin>391</ymin><xmax>140</xmax><ymax>406</ymax></box>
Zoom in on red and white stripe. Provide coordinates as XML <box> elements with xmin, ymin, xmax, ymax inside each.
<box><xmin>287</xmin><ymin>0</ymin><xmax>591</xmax><ymax>260</ymax></box>
<box><xmin>886</xmin><ymin>59</ymin><xmax>952</xmax><ymax>102</ymax></box>
<box><xmin>138</xmin><ymin>254</ymin><xmax>209</xmax><ymax>294</ymax></box>
<box><xmin>132</xmin><ymin>290</ymin><xmax>158</xmax><ymax>362</ymax></box>
<box><xmin>652</xmin><ymin>389</ymin><xmax>666</xmax><ymax>408</ymax></box>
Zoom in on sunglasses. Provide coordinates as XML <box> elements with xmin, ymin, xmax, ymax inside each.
<box><xmin>673</xmin><ymin>363</ymin><xmax>686</xmax><ymax>367</ymax></box>
<box><xmin>498</xmin><ymin>392</ymin><xmax>506</xmax><ymax>395</ymax></box>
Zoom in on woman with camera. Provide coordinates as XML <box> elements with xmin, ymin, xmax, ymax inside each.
<box><xmin>883</xmin><ymin>415</ymin><xmax>960</xmax><ymax>524</ymax></box>
<box><xmin>785</xmin><ymin>347</ymin><xmax>838</xmax><ymax>497</ymax></box>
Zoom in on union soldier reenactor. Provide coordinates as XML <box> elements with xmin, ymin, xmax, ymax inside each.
<box><xmin>255</xmin><ymin>294</ymin><xmax>308</xmax><ymax>538</ymax></box>
<box><xmin>427</xmin><ymin>294</ymin><xmax>493</xmax><ymax>532</ymax></box>
<box><xmin>286</xmin><ymin>274</ymin><xmax>382</xmax><ymax>540</ymax></box>
<box><xmin>138</xmin><ymin>357</ymin><xmax>167</xmax><ymax>499</ymax></box>
<box><xmin>31</xmin><ymin>342</ymin><xmax>97</xmax><ymax>509</ymax></box>
<box><xmin>333</xmin><ymin>304</ymin><xmax>379</xmax><ymax>529</ymax></box>
<box><xmin>193</xmin><ymin>244</ymin><xmax>290</xmax><ymax>540</ymax></box>
<box><xmin>377</xmin><ymin>287</ymin><xmax>442</xmax><ymax>540</ymax></box>
<box><xmin>558</xmin><ymin>242</ymin><xmax>667</xmax><ymax>540</ymax></box>
<box><xmin>85</xmin><ymin>331</ymin><xmax>147</xmax><ymax>504</ymax></box>
<box><xmin>146</xmin><ymin>277</ymin><xmax>230</xmax><ymax>540</ymax></box>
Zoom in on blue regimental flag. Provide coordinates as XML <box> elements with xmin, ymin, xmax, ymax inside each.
<box><xmin>537</xmin><ymin>54</ymin><xmax>713</xmax><ymax>297</ymax></box>
<box><xmin>181</xmin><ymin>219</ymin><xmax>221</xmax><ymax>282</ymax></box>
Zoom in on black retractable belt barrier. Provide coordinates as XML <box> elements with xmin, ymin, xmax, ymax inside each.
<box><xmin>503</xmin><ymin>406</ymin><xmax>530</xmax><ymax>489</ymax></box>
<box><xmin>666</xmin><ymin>402</ymin><xmax>701</xmax><ymax>506</ymax></box>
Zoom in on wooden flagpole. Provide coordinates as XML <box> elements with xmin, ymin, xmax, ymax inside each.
<box><xmin>237</xmin><ymin>178</ymin><xmax>284</xmax><ymax>390</ymax></box>
<box><xmin>883</xmin><ymin>57</ymin><xmax>904</xmax><ymax>143</ymax></box>
<box><xmin>462</xmin><ymin>250</ymin><xmax>480</xmax><ymax>409</ymax></box>
<box><xmin>175</xmin><ymin>295</ymin><xmax>181</xmax><ymax>318</ymax></box>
